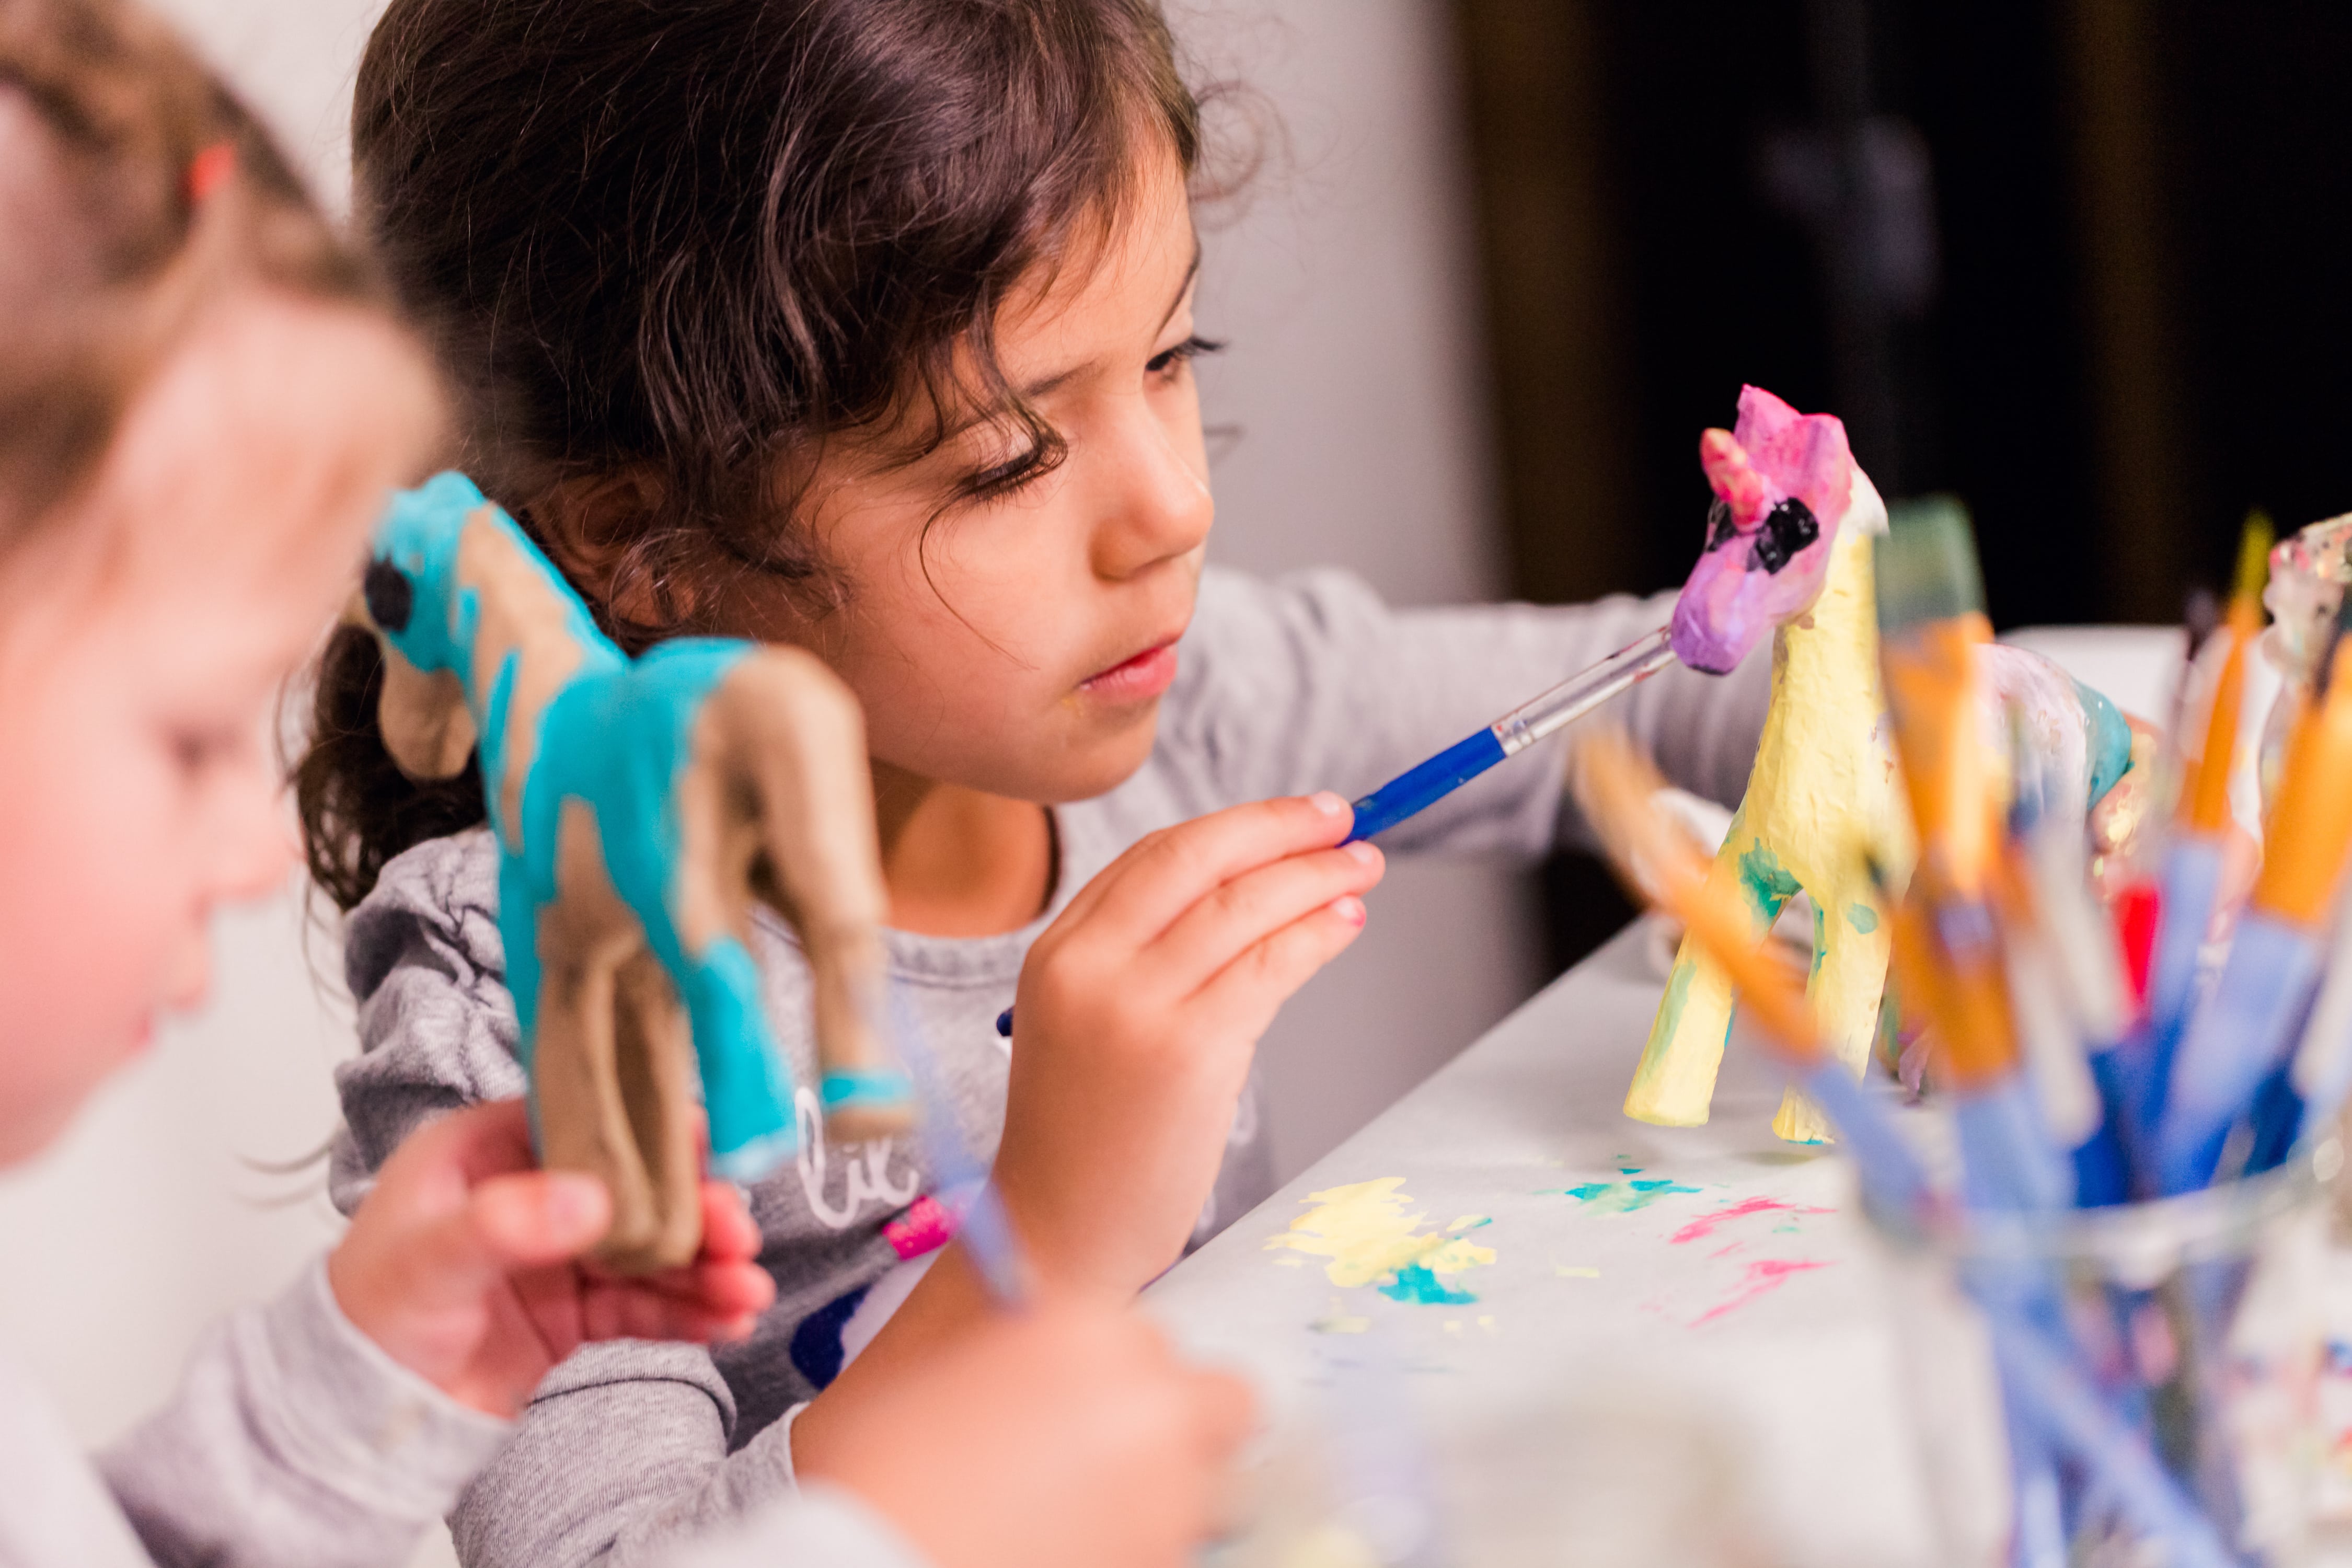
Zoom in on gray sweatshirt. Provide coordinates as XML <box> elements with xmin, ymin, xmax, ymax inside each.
<box><xmin>0</xmin><ymin>1261</ymin><xmax>926</xmax><ymax>1568</ymax></box>
<box><xmin>327</xmin><ymin>567</ymin><xmax>1771</xmax><ymax>1568</ymax></box>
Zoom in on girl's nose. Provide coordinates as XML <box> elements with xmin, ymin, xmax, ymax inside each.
<box><xmin>1091</xmin><ymin>402</ymin><xmax>1214</xmax><ymax>581</ymax></box>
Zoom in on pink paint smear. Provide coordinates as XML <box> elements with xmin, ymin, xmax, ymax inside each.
<box><xmin>1669</xmin><ymin>1196</ymin><xmax>1831</xmax><ymax>1246</ymax></box>
<box><xmin>1693</xmin><ymin>1258</ymin><xmax>1829</xmax><ymax>1325</ymax></box>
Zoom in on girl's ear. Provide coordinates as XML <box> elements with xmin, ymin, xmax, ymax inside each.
<box><xmin>528</xmin><ymin>466</ymin><xmax>668</xmax><ymax>623</ymax></box>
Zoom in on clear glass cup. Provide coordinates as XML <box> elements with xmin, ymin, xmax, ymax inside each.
<box><xmin>1868</xmin><ymin>1142</ymin><xmax>2337</xmax><ymax>1566</ymax></box>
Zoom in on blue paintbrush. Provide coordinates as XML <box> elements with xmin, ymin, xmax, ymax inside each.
<box><xmin>1345</xmin><ymin>627</ymin><xmax>1676</xmax><ymax>843</ymax></box>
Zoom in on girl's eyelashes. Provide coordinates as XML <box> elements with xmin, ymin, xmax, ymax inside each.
<box><xmin>1146</xmin><ymin>334</ymin><xmax>1225</xmax><ymax>379</ymax></box>
<box><xmin>961</xmin><ymin>441</ymin><xmax>1057</xmax><ymax>503</ymax></box>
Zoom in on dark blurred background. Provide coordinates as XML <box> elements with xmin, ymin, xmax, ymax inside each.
<box><xmin>1450</xmin><ymin>0</ymin><xmax>2352</xmax><ymax>969</ymax></box>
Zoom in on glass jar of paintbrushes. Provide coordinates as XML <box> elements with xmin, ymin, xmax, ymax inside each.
<box><xmin>1871</xmin><ymin>1140</ymin><xmax>2336</xmax><ymax>1567</ymax></box>
<box><xmin>1579</xmin><ymin>491</ymin><xmax>2352</xmax><ymax>1568</ymax></box>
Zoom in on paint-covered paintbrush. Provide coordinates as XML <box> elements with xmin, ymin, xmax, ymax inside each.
<box><xmin>1874</xmin><ymin>502</ymin><xmax>2074</xmax><ymax>1215</ymax></box>
<box><xmin>2155</xmin><ymin>592</ymin><xmax>2352</xmax><ymax>1193</ymax></box>
<box><xmin>2108</xmin><ymin>587</ymin><xmax>2222</xmax><ymax>1011</ymax></box>
<box><xmin>2134</xmin><ymin>518</ymin><xmax>2272</xmax><ymax>1111</ymax></box>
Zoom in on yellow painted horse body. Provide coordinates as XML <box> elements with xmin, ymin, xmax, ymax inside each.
<box><xmin>1623</xmin><ymin>453</ymin><xmax>1911</xmax><ymax>1142</ymax></box>
<box><xmin>1622</xmin><ymin>387</ymin><xmax>2139</xmax><ymax>1142</ymax></box>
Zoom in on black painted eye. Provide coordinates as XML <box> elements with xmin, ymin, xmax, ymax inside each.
<box><xmin>1747</xmin><ymin>499</ymin><xmax>1820</xmax><ymax>574</ymax></box>
<box><xmin>363</xmin><ymin>558</ymin><xmax>414</xmax><ymax>632</ymax></box>
<box><xmin>1704</xmin><ymin>498</ymin><xmax>1737</xmax><ymax>552</ymax></box>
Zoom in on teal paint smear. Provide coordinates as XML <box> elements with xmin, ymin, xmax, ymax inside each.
<box><xmin>1654</xmin><ymin>956</ymin><xmax>1696</xmax><ymax>1041</ymax></box>
<box><xmin>1381</xmin><ymin>1262</ymin><xmax>1478</xmax><ymax>1305</ymax></box>
<box><xmin>1560</xmin><ymin>1177</ymin><xmax>1703</xmax><ymax>1214</ymax></box>
<box><xmin>2076</xmin><ymin>677</ymin><xmax>2135</xmax><ymax>806</ymax></box>
<box><xmin>1846</xmin><ymin>902</ymin><xmax>1878</xmax><ymax>934</ymax></box>
<box><xmin>1736</xmin><ymin>842</ymin><xmax>1802</xmax><ymax>927</ymax></box>
<box><xmin>1811</xmin><ymin>904</ymin><xmax>1827</xmax><ymax>979</ymax></box>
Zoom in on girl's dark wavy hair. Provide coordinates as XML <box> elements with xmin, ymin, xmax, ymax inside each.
<box><xmin>298</xmin><ymin>0</ymin><xmax>1223</xmax><ymax>912</ymax></box>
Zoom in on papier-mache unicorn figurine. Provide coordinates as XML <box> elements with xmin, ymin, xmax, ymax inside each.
<box><xmin>1624</xmin><ymin>387</ymin><xmax>2136</xmax><ymax>1143</ymax></box>
<box><xmin>355</xmin><ymin>472</ymin><xmax>912</xmax><ymax>1272</ymax></box>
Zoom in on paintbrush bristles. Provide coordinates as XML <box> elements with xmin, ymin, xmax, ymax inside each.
<box><xmin>1875</xmin><ymin>496</ymin><xmax>1986</xmax><ymax>633</ymax></box>
<box><xmin>2176</xmin><ymin>516</ymin><xmax>2273</xmax><ymax>835</ymax></box>
<box><xmin>2251</xmin><ymin>641</ymin><xmax>2352</xmax><ymax>925</ymax></box>
<box><xmin>2233</xmin><ymin>511</ymin><xmax>2276</xmax><ymax>613</ymax></box>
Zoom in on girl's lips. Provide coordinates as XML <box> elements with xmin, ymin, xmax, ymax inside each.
<box><xmin>1078</xmin><ymin>642</ymin><xmax>1179</xmax><ymax>703</ymax></box>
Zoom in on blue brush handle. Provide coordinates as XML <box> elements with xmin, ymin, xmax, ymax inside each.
<box><xmin>1954</xmin><ymin>1078</ymin><xmax>2077</xmax><ymax>1213</ymax></box>
<box><xmin>2146</xmin><ymin>837</ymin><xmax>2224</xmax><ymax>1039</ymax></box>
<box><xmin>2154</xmin><ymin>912</ymin><xmax>2321</xmax><ymax>1194</ymax></box>
<box><xmin>2070</xmin><ymin>1048</ymin><xmax>2136</xmax><ymax>1206</ymax></box>
<box><xmin>1794</xmin><ymin>1058</ymin><xmax>1932</xmax><ymax>1215</ymax></box>
<box><xmin>1985</xmin><ymin>1311</ymin><xmax>2235</xmax><ymax>1566</ymax></box>
<box><xmin>1346</xmin><ymin>728</ymin><xmax>1508</xmax><ymax>844</ymax></box>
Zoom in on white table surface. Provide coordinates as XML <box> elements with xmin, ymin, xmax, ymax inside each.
<box><xmin>1154</xmin><ymin>917</ymin><xmax>1942</xmax><ymax>1568</ymax></box>
<box><xmin>1147</xmin><ymin>625</ymin><xmax>2335</xmax><ymax>1568</ymax></box>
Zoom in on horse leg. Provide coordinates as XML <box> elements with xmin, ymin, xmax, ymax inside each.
<box><xmin>708</xmin><ymin>650</ymin><xmax>908</xmax><ymax>1142</ymax></box>
<box><xmin>534</xmin><ymin>800</ymin><xmax>675</xmax><ymax>1267</ymax></box>
<box><xmin>661</xmin><ymin>681</ymin><xmax>801</xmax><ymax>1180</ymax></box>
<box><xmin>603</xmin><ymin>945</ymin><xmax>704</xmax><ymax>1272</ymax></box>
<box><xmin>1626</xmin><ymin>933</ymin><xmax>1740</xmax><ymax>1126</ymax></box>
<box><xmin>1626</xmin><ymin>812</ymin><xmax>1792</xmax><ymax>1126</ymax></box>
<box><xmin>1770</xmin><ymin>881</ymin><xmax>1893</xmax><ymax>1144</ymax></box>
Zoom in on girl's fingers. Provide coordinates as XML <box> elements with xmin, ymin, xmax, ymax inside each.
<box><xmin>463</xmin><ymin>1171</ymin><xmax>614</xmax><ymax>1272</ymax></box>
<box><xmin>1189</xmin><ymin>896</ymin><xmax>1371</xmax><ymax>1042</ymax></box>
<box><xmin>1147</xmin><ymin>840</ymin><xmax>1383</xmax><ymax>990</ymax></box>
<box><xmin>418</xmin><ymin>1098</ymin><xmax>541</xmax><ymax>1184</ymax></box>
<box><xmin>696</xmin><ymin>1178</ymin><xmax>764</xmax><ymax>1261</ymax></box>
<box><xmin>1060</xmin><ymin>793</ymin><xmax>1356</xmax><ymax>946</ymax></box>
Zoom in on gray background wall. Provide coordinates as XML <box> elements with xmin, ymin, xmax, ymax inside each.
<box><xmin>0</xmin><ymin>10</ymin><xmax>1535</xmax><ymax>1563</ymax></box>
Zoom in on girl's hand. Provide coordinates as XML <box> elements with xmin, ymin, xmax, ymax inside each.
<box><xmin>797</xmin><ymin>1299</ymin><xmax>1253</xmax><ymax>1568</ymax></box>
<box><xmin>996</xmin><ymin>792</ymin><xmax>1384</xmax><ymax>1295</ymax></box>
<box><xmin>328</xmin><ymin>1099</ymin><xmax>775</xmax><ymax>1419</ymax></box>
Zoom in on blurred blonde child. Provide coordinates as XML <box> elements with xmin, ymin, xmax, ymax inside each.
<box><xmin>0</xmin><ymin>4</ymin><xmax>1246</xmax><ymax>1566</ymax></box>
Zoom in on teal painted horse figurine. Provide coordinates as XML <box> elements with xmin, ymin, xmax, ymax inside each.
<box><xmin>357</xmin><ymin>472</ymin><xmax>910</xmax><ymax>1271</ymax></box>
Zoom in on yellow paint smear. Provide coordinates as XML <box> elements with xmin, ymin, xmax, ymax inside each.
<box><xmin>1264</xmin><ymin>1178</ymin><xmax>1497</xmax><ymax>1289</ymax></box>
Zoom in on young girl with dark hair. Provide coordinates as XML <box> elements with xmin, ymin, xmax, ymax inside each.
<box><xmin>305</xmin><ymin>1</ymin><xmax>1773</xmax><ymax>1562</ymax></box>
<box><xmin>0</xmin><ymin>3</ymin><xmax>1250</xmax><ymax>1565</ymax></box>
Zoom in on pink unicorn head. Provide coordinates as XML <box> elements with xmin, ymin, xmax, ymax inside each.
<box><xmin>1669</xmin><ymin>386</ymin><xmax>1856</xmax><ymax>673</ymax></box>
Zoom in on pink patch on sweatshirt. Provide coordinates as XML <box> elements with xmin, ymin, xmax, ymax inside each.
<box><xmin>883</xmin><ymin>1194</ymin><xmax>959</xmax><ymax>1260</ymax></box>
